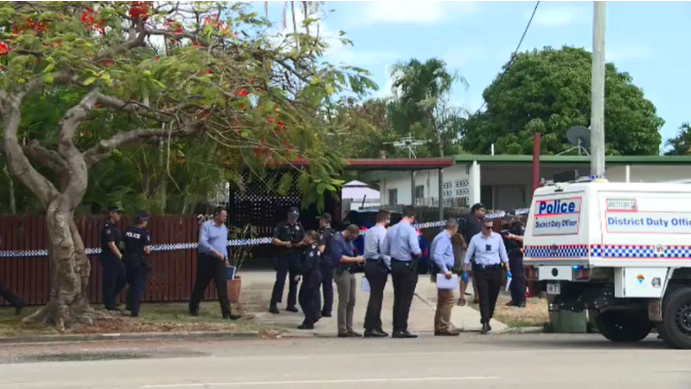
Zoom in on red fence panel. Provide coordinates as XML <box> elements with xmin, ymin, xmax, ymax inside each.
<box><xmin>0</xmin><ymin>215</ymin><xmax>205</xmax><ymax>306</ymax></box>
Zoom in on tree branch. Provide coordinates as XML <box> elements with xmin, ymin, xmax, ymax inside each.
<box><xmin>1</xmin><ymin>95</ymin><xmax>58</xmax><ymax>205</ymax></box>
<box><xmin>83</xmin><ymin>122</ymin><xmax>204</xmax><ymax>166</ymax></box>
<box><xmin>22</xmin><ymin>140</ymin><xmax>69</xmax><ymax>173</ymax></box>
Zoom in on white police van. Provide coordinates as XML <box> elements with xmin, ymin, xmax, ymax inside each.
<box><xmin>523</xmin><ymin>178</ymin><xmax>691</xmax><ymax>349</ymax></box>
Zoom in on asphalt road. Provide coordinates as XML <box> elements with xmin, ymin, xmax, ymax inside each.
<box><xmin>0</xmin><ymin>334</ymin><xmax>689</xmax><ymax>389</ymax></box>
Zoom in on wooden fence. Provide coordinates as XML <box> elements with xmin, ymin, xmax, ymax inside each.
<box><xmin>0</xmin><ymin>215</ymin><xmax>220</xmax><ymax>306</ymax></box>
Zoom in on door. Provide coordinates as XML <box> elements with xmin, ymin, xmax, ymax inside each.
<box><xmin>494</xmin><ymin>185</ymin><xmax>526</xmax><ymax>211</ymax></box>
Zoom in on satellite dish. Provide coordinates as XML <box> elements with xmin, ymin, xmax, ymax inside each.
<box><xmin>558</xmin><ymin>126</ymin><xmax>591</xmax><ymax>156</ymax></box>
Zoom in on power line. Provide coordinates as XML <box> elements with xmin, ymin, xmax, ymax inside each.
<box><xmin>324</xmin><ymin>1</ymin><xmax>409</xmax><ymax>58</ymax></box>
<box><xmin>470</xmin><ymin>1</ymin><xmax>540</xmax><ymax>117</ymax></box>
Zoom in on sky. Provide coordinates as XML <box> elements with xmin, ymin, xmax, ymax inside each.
<box><xmin>258</xmin><ymin>1</ymin><xmax>691</xmax><ymax>152</ymax></box>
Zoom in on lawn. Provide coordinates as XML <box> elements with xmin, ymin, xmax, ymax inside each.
<box><xmin>470</xmin><ymin>295</ymin><xmax>549</xmax><ymax>328</ymax></box>
<box><xmin>0</xmin><ymin>302</ymin><xmax>275</xmax><ymax>337</ymax></box>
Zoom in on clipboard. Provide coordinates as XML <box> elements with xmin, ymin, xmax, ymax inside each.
<box><xmin>436</xmin><ymin>274</ymin><xmax>459</xmax><ymax>290</ymax></box>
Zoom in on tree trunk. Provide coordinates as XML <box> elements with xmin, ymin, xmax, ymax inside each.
<box><xmin>22</xmin><ymin>197</ymin><xmax>100</xmax><ymax>332</ymax></box>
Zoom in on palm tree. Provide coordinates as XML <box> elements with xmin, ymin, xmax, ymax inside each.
<box><xmin>389</xmin><ymin>58</ymin><xmax>467</xmax><ymax>157</ymax></box>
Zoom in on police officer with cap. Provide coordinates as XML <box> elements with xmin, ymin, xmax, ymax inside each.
<box><xmin>270</xmin><ymin>207</ymin><xmax>305</xmax><ymax>314</ymax></box>
<box><xmin>503</xmin><ymin>212</ymin><xmax>526</xmax><ymax>308</ymax></box>
<box><xmin>123</xmin><ymin>210</ymin><xmax>152</xmax><ymax>317</ymax></box>
<box><xmin>315</xmin><ymin>212</ymin><xmax>335</xmax><ymax>317</ymax></box>
<box><xmin>100</xmin><ymin>205</ymin><xmax>127</xmax><ymax>311</ymax></box>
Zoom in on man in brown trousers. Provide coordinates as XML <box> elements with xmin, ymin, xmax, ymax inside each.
<box><xmin>430</xmin><ymin>219</ymin><xmax>460</xmax><ymax>336</ymax></box>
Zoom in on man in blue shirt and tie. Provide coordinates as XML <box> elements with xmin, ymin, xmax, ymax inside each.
<box><xmin>383</xmin><ymin>206</ymin><xmax>421</xmax><ymax>339</ymax></box>
<box><xmin>363</xmin><ymin>209</ymin><xmax>391</xmax><ymax>338</ymax></box>
<box><xmin>430</xmin><ymin>219</ymin><xmax>461</xmax><ymax>336</ymax></box>
<box><xmin>190</xmin><ymin>207</ymin><xmax>241</xmax><ymax>320</ymax></box>
<box><xmin>464</xmin><ymin>218</ymin><xmax>510</xmax><ymax>334</ymax></box>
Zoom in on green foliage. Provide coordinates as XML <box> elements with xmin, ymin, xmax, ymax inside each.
<box><xmin>0</xmin><ymin>2</ymin><xmax>377</xmax><ymax>215</ymax></box>
<box><xmin>461</xmin><ymin>46</ymin><xmax>664</xmax><ymax>156</ymax></box>
<box><xmin>665</xmin><ymin>123</ymin><xmax>691</xmax><ymax>156</ymax></box>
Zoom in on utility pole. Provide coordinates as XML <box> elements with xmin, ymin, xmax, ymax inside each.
<box><xmin>590</xmin><ymin>1</ymin><xmax>606</xmax><ymax>177</ymax></box>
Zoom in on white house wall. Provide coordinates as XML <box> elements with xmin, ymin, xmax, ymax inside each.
<box><xmin>378</xmin><ymin>163</ymin><xmax>691</xmax><ymax>209</ymax></box>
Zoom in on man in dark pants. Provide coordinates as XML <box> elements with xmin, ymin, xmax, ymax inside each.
<box><xmin>100</xmin><ymin>206</ymin><xmax>126</xmax><ymax>311</ymax></box>
<box><xmin>363</xmin><ymin>209</ymin><xmax>390</xmax><ymax>338</ymax></box>
<box><xmin>503</xmin><ymin>214</ymin><xmax>526</xmax><ymax>308</ymax></box>
<box><xmin>463</xmin><ymin>218</ymin><xmax>511</xmax><ymax>334</ymax></box>
<box><xmin>123</xmin><ymin>211</ymin><xmax>152</xmax><ymax>318</ymax></box>
<box><xmin>0</xmin><ymin>236</ymin><xmax>25</xmax><ymax>315</ymax></box>
<box><xmin>383</xmin><ymin>206</ymin><xmax>421</xmax><ymax>339</ymax></box>
<box><xmin>189</xmin><ymin>207</ymin><xmax>241</xmax><ymax>320</ymax></box>
<box><xmin>316</xmin><ymin>213</ymin><xmax>335</xmax><ymax>317</ymax></box>
<box><xmin>297</xmin><ymin>230</ymin><xmax>322</xmax><ymax>330</ymax></box>
<box><xmin>457</xmin><ymin>203</ymin><xmax>485</xmax><ymax>306</ymax></box>
<box><xmin>270</xmin><ymin>207</ymin><xmax>305</xmax><ymax>314</ymax></box>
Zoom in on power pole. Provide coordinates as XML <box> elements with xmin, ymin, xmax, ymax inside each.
<box><xmin>590</xmin><ymin>1</ymin><xmax>606</xmax><ymax>177</ymax></box>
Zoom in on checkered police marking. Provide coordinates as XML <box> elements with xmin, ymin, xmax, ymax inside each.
<box><xmin>0</xmin><ymin>210</ymin><xmax>532</xmax><ymax>258</ymax></box>
<box><xmin>523</xmin><ymin>245</ymin><xmax>589</xmax><ymax>258</ymax></box>
<box><xmin>590</xmin><ymin>245</ymin><xmax>691</xmax><ymax>259</ymax></box>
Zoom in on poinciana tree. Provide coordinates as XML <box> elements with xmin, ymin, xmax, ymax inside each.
<box><xmin>0</xmin><ymin>1</ymin><xmax>373</xmax><ymax>330</ymax></box>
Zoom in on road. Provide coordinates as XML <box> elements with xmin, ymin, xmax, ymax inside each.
<box><xmin>0</xmin><ymin>334</ymin><xmax>689</xmax><ymax>389</ymax></box>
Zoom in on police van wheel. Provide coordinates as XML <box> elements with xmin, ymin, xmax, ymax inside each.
<box><xmin>659</xmin><ymin>287</ymin><xmax>691</xmax><ymax>349</ymax></box>
<box><xmin>595</xmin><ymin>310</ymin><xmax>651</xmax><ymax>343</ymax></box>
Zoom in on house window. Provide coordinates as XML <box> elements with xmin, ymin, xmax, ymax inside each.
<box><xmin>480</xmin><ymin>185</ymin><xmax>494</xmax><ymax>209</ymax></box>
<box><xmin>414</xmin><ymin>185</ymin><xmax>425</xmax><ymax>200</ymax></box>
<box><xmin>388</xmin><ymin>189</ymin><xmax>398</xmax><ymax>205</ymax></box>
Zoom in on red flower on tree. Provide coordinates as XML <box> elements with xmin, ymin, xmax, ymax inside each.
<box><xmin>236</xmin><ymin>88</ymin><xmax>249</xmax><ymax>97</ymax></box>
<box><xmin>264</xmin><ymin>116</ymin><xmax>274</xmax><ymax>124</ymax></box>
<box><xmin>165</xmin><ymin>19</ymin><xmax>183</xmax><ymax>35</ymax></box>
<box><xmin>128</xmin><ymin>1</ymin><xmax>151</xmax><ymax>21</ymax></box>
<box><xmin>102</xmin><ymin>60</ymin><xmax>114</xmax><ymax>67</ymax></box>
<box><xmin>0</xmin><ymin>41</ymin><xmax>10</xmax><ymax>56</ymax></box>
<box><xmin>81</xmin><ymin>9</ymin><xmax>106</xmax><ymax>33</ymax></box>
<box><xmin>277</xmin><ymin>122</ymin><xmax>285</xmax><ymax>131</ymax></box>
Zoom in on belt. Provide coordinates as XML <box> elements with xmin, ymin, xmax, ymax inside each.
<box><xmin>391</xmin><ymin>258</ymin><xmax>411</xmax><ymax>263</ymax></box>
<box><xmin>472</xmin><ymin>264</ymin><xmax>502</xmax><ymax>270</ymax></box>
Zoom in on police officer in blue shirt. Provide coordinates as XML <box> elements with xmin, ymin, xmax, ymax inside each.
<box><xmin>502</xmin><ymin>213</ymin><xmax>526</xmax><ymax>308</ymax></box>
<box><xmin>382</xmin><ymin>206</ymin><xmax>421</xmax><ymax>339</ymax></box>
<box><xmin>100</xmin><ymin>206</ymin><xmax>126</xmax><ymax>311</ymax></box>
<box><xmin>270</xmin><ymin>207</ymin><xmax>305</xmax><ymax>314</ymax></box>
<box><xmin>123</xmin><ymin>211</ymin><xmax>152</xmax><ymax>318</ymax></box>
<box><xmin>464</xmin><ymin>218</ymin><xmax>510</xmax><ymax>334</ymax></box>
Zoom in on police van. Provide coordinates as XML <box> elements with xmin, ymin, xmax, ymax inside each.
<box><xmin>523</xmin><ymin>177</ymin><xmax>691</xmax><ymax>349</ymax></box>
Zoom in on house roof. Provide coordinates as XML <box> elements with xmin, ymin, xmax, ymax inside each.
<box><xmin>452</xmin><ymin>155</ymin><xmax>691</xmax><ymax>165</ymax></box>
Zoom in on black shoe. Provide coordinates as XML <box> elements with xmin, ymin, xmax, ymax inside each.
<box><xmin>269</xmin><ymin>305</ymin><xmax>279</xmax><ymax>314</ymax></box>
<box><xmin>392</xmin><ymin>331</ymin><xmax>418</xmax><ymax>339</ymax></box>
<box><xmin>286</xmin><ymin>306</ymin><xmax>299</xmax><ymax>313</ymax></box>
<box><xmin>223</xmin><ymin>313</ymin><xmax>242</xmax><ymax>320</ymax></box>
<box><xmin>189</xmin><ymin>310</ymin><xmax>199</xmax><ymax>317</ymax></box>
<box><xmin>15</xmin><ymin>304</ymin><xmax>25</xmax><ymax>316</ymax></box>
<box><xmin>480</xmin><ymin>323</ymin><xmax>491</xmax><ymax>334</ymax></box>
<box><xmin>298</xmin><ymin>324</ymin><xmax>314</xmax><ymax>330</ymax></box>
<box><xmin>337</xmin><ymin>332</ymin><xmax>352</xmax><ymax>338</ymax></box>
<box><xmin>505</xmin><ymin>301</ymin><xmax>516</xmax><ymax>307</ymax></box>
<box><xmin>364</xmin><ymin>329</ymin><xmax>388</xmax><ymax>338</ymax></box>
<box><xmin>321</xmin><ymin>311</ymin><xmax>332</xmax><ymax>318</ymax></box>
<box><xmin>516</xmin><ymin>301</ymin><xmax>526</xmax><ymax>308</ymax></box>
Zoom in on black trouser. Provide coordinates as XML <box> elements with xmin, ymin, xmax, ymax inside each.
<box><xmin>100</xmin><ymin>253</ymin><xmax>126</xmax><ymax>310</ymax></box>
<box><xmin>391</xmin><ymin>259</ymin><xmax>418</xmax><ymax>333</ymax></box>
<box><xmin>315</xmin><ymin>261</ymin><xmax>334</xmax><ymax>315</ymax></box>
<box><xmin>125</xmin><ymin>254</ymin><xmax>148</xmax><ymax>317</ymax></box>
<box><xmin>299</xmin><ymin>274</ymin><xmax>320</xmax><ymax>326</ymax></box>
<box><xmin>473</xmin><ymin>264</ymin><xmax>503</xmax><ymax>324</ymax></box>
<box><xmin>271</xmin><ymin>253</ymin><xmax>301</xmax><ymax>308</ymax></box>
<box><xmin>364</xmin><ymin>260</ymin><xmax>388</xmax><ymax>332</ymax></box>
<box><xmin>509</xmin><ymin>252</ymin><xmax>526</xmax><ymax>305</ymax></box>
<box><xmin>0</xmin><ymin>278</ymin><xmax>24</xmax><ymax>308</ymax></box>
<box><xmin>189</xmin><ymin>253</ymin><xmax>231</xmax><ymax>316</ymax></box>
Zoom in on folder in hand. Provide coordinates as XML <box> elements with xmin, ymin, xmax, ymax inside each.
<box><xmin>505</xmin><ymin>276</ymin><xmax>512</xmax><ymax>292</ymax></box>
<box><xmin>436</xmin><ymin>274</ymin><xmax>459</xmax><ymax>290</ymax></box>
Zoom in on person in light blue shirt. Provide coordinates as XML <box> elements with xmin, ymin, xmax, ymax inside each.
<box><xmin>382</xmin><ymin>206</ymin><xmax>421</xmax><ymax>339</ymax></box>
<box><xmin>463</xmin><ymin>218</ymin><xmax>510</xmax><ymax>334</ymax></box>
<box><xmin>363</xmin><ymin>209</ymin><xmax>391</xmax><ymax>338</ymax></box>
<box><xmin>430</xmin><ymin>219</ymin><xmax>460</xmax><ymax>336</ymax></box>
<box><xmin>190</xmin><ymin>207</ymin><xmax>241</xmax><ymax>320</ymax></box>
